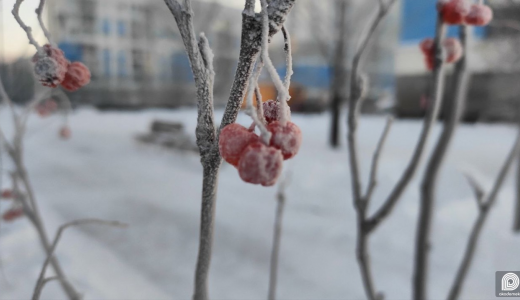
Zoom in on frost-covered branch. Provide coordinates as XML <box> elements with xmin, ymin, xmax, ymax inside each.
<box><xmin>245</xmin><ymin>60</ymin><xmax>271</xmax><ymax>143</ymax></box>
<box><xmin>364</xmin><ymin>117</ymin><xmax>393</xmax><ymax>202</ymax></box>
<box><xmin>32</xmin><ymin>219</ymin><xmax>127</xmax><ymax>300</ymax></box>
<box><xmin>268</xmin><ymin>174</ymin><xmax>291</xmax><ymax>300</ymax></box>
<box><xmin>281</xmin><ymin>26</ymin><xmax>293</xmax><ymax>89</ymax></box>
<box><xmin>447</xmin><ymin>127</ymin><xmax>520</xmax><ymax>300</ymax></box>
<box><xmin>163</xmin><ymin>1</ymin><xmax>295</xmax><ymax>300</ymax></box>
<box><xmin>414</xmin><ymin>26</ymin><xmax>469</xmax><ymax>299</ymax></box>
<box><xmin>344</xmin><ymin>1</ymin><xmax>397</xmax><ymax>299</ymax></box>
<box><xmin>12</xmin><ymin>0</ymin><xmax>41</xmax><ymax>51</ymax></box>
<box><xmin>35</xmin><ymin>0</ymin><xmax>52</xmax><ymax>44</ymax></box>
<box><xmin>367</xmin><ymin>22</ymin><xmax>448</xmax><ymax>233</ymax></box>
<box><xmin>0</xmin><ymin>68</ymin><xmax>80</xmax><ymax>300</ymax></box>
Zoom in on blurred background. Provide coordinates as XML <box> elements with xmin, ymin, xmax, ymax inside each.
<box><xmin>1</xmin><ymin>0</ymin><xmax>520</xmax><ymax>299</ymax></box>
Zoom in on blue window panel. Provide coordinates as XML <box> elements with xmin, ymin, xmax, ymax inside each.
<box><xmin>277</xmin><ymin>65</ymin><xmax>331</xmax><ymax>89</ymax></box>
<box><xmin>103</xmin><ymin>49</ymin><xmax>111</xmax><ymax>76</ymax></box>
<box><xmin>57</xmin><ymin>42</ymin><xmax>83</xmax><ymax>62</ymax></box>
<box><xmin>118</xmin><ymin>21</ymin><xmax>126</xmax><ymax>37</ymax></box>
<box><xmin>118</xmin><ymin>51</ymin><xmax>127</xmax><ymax>77</ymax></box>
<box><xmin>102</xmin><ymin>19</ymin><xmax>111</xmax><ymax>35</ymax></box>
<box><xmin>400</xmin><ymin>0</ymin><xmax>485</xmax><ymax>43</ymax></box>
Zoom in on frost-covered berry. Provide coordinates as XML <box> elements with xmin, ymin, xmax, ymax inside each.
<box><xmin>32</xmin><ymin>44</ymin><xmax>69</xmax><ymax>88</ymax></box>
<box><xmin>61</xmin><ymin>62</ymin><xmax>91</xmax><ymax>92</ymax></box>
<box><xmin>238</xmin><ymin>142</ymin><xmax>283</xmax><ymax>186</ymax></box>
<box><xmin>36</xmin><ymin>99</ymin><xmax>58</xmax><ymax>117</ymax></box>
<box><xmin>262</xmin><ymin>100</ymin><xmax>291</xmax><ymax>124</ymax></box>
<box><xmin>419</xmin><ymin>38</ymin><xmax>436</xmax><ymax>70</ymax></box>
<box><xmin>267</xmin><ymin>121</ymin><xmax>302</xmax><ymax>160</ymax></box>
<box><xmin>438</xmin><ymin>0</ymin><xmax>470</xmax><ymax>25</ymax></box>
<box><xmin>419</xmin><ymin>37</ymin><xmax>463</xmax><ymax>70</ymax></box>
<box><xmin>443</xmin><ymin>38</ymin><xmax>463</xmax><ymax>63</ymax></box>
<box><xmin>2</xmin><ymin>208</ymin><xmax>24</xmax><ymax>222</ymax></box>
<box><xmin>465</xmin><ymin>4</ymin><xmax>493</xmax><ymax>26</ymax></box>
<box><xmin>1</xmin><ymin>189</ymin><xmax>13</xmax><ymax>199</ymax></box>
<box><xmin>219</xmin><ymin>123</ymin><xmax>259</xmax><ymax>166</ymax></box>
<box><xmin>59</xmin><ymin>126</ymin><xmax>72</xmax><ymax>140</ymax></box>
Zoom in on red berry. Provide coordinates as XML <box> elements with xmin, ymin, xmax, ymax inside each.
<box><xmin>262</xmin><ymin>100</ymin><xmax>291</xmax><ymax>124</ymax></box>
<box><xmin>443</xmin><ymin>38</ymin><xmax>463</xmax><ymax>63</ymax></box>
<box><xmin>2</xmin><ymin>208</ymin><xmax>24</xmax><ymax>222</ymax></box>
<box><xmin>1</xmin><ymin>189</ymin><xmax>13</xmax><ymax>199</ymax></box>
<box><xmin>59</xmin><ymin>126</ymin><xmax>72</xmax><ymax>140</ymax></box>
<box><xmin>267</xmin><ymin>121</ymin><xmax>302</xmax><ymax>160</ymax></box>
<box><xmin>36</xmin><ymin>99</ymin><xmax>58</xmax><ymax>117</ymax></box>
<box><xmin>419</xmin><ymin>38</ymin><xmax>436</xmax><ymax>70</ymax></box>
<box><xmin>464</xmin><ymin>4</ymin><xmax>493</xmax><ymax>26</ymax></box>
<box><xmin>32</xmin><ymin>44</ymin><xmax>69</xmax><ymax>88</ymax></box>
<box><xmin>219</xmin><ymin>123</ymin><xmax>259</xmax><ymax>166</ymax></box>
<box><xmin>419</xmin><ymin>38</ymin><xmax>434</xmax><ymax>55</ymax></box>
<box><xmin>438</xmin><ymin>0</ymin><xmax>470</xmax><ymax>25</ymax></box>
<box><xmin>419</xmin><ymin>37</ymin><xmax>463</xmax><ymax>70</ymax></box>
<box><xmin>61</xmin><ymin>62</ymin><xmax>91</xmax><ymax>92</ymax></box>
<box><xmin>238</xmin><ymin>142</ymin><xmax>283</xmax><ymax>186</ymax></box>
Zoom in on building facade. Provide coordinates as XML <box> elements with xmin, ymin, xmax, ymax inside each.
<box><xmin>46</xmin><ymin>0</ymin><xmax>241</xmax><ymax>108</ymax></box>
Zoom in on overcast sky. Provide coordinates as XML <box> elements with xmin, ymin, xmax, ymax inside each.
<box><xmin>0</xmin><ymin>0</ymin><xmax>247</xmax><ymax>62</ymax></box>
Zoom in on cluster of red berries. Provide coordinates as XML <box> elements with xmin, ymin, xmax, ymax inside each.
<box><xmin>32</xmin><ymin>44</ymin><xmax>91</xmax><ymax>92</ymax></box>
<box><xmin>419</xmin><ymin>38</ymin><xmax>463</xmax><ymax>70</ymax></box>
<box><xmin>438</xmin><ymin>0</ymin><xmax>493</xmax><ymax>26</ymax></box>
<box><xmin>219</xmin><ymin>100</ymin><xmax>302</xmax><ymax>186</ymax></box>
<box><xmin>420</xmin><ymin>1</ymin><xmax>493</xmax><ymax>70</ymax></box>
<box><xmin>0</xmin><ymin>189</ymin><xmax>24</xmax><ymax>222</ymax></box>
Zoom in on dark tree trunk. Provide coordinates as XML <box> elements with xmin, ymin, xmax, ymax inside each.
<box><xmin>329</xmin><ymin>0</ymin><xmax>349</xmax><ymax>148</ymax></box>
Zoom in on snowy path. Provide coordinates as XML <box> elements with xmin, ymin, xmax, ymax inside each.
<box><xmin>1</xmin><ymin>108</ymin><xmax>519</xmax><ymax>299</ymax></box>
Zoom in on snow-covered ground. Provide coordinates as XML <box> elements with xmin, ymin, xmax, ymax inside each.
<box><xmin>1</xmin><ymin>107</ymin><xmax>519</xmax><ymax>300</ymax></box>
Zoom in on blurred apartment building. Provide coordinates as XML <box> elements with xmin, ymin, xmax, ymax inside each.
<box><xmin>46</xmin><ymin>0</ymin><xmax>241</xmax><ymax>108</ymax></box>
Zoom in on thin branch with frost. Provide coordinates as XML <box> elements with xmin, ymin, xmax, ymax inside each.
<box><xmin>245</xmin><ymin>60</ymin><xmax>271</xmax><ymax>144</ymax></box>
<box><xmin>12</xmin><ymin>0</ymin><xmax>41</xmax><ymax>51</ymax></box>
<box><xmin>35</xmin><ymin>0</ymin><xmax>52</xmax><ymax>44</ymax></box>
<box><xmin>413</xmin><ymin>24</ymin><xmax>467</xmax><ymax>300</ymax></box>
<box><xmin>463</xmin><ymin>172</ymin><xmax>485</xmax><ymax>206</ymax></box>
<box><xmin>344</xmin><ymin>1</ymin><xmax>397</xmax><ymax>299</ymax></box>
<box><xmin>259</xmin><ymin>0</ymin><xmax>290</xmax><ymax>127</ymax></box>
<box><xmin>32</xmin><ymin>219</ymin><xmax>127</xmax><ymax>300</ymax></box>
<box><xmin>364</xmin><ymin>117</ymin><xmax>394</xmax><ymax>202</ymax></box>
<box><xmin>366</xmin><ymin>18</ymin><xmax>447</xmax><ymax>234</ymax></box>
<box><xmin>447</xmin><ymin>127</ymin><xmax>520</xmax><ymax>300</ymax></box>
<box><xmin>163</xmin><ymin>1</ymin><xmax>295</xmax><ymax>299</ymax></box>
<box><xmin>281</xmin><ymin>26</ymin><xmax>293</xmax><ymax>90</ymax></box>
<box><xmin>0</xmin><ymin>68</ymin><xmax>80</xmax><ymax>300</ymax></box>
<box><xmin>268</xmin><ymin>173</ymin><xmax>291</xmax><ymax>300</ymax></box>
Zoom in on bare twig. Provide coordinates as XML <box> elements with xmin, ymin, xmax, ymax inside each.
<box><xmin>268</xmin><ymin>174</ymin><xmax>291</xmax><ymax>300</ymax></box>
<box><xmin>345</xmin><ymin>1</ymin><xmax>397</xmax><ymax>299</ymax></box>
<box><xmin>12</xmin><ymin>0</ymin><xmax>41</xmax><ymax>51</ymax></box>
<box><xmin>281</xmin><ymin>26</ymin><xmax>293</xmax><ymax>90</ymax></box>
<box><xmin>0</xmin><ymin>62</ymin><xmax>79</xmax><ymax>300</ymax></box>
<box><xmin>32</xmin><ymin>219</ymin><xmax>127</xmax><ymax>300</ymax></box>
<box><xmin>462</xmin><ymin>172</ymin><xmax>485</xmax><ymax>206</ymax></box>
<box><xmin>35</xmin><ymin>0</ymin><xmax>52</xmax><ymax>44</ymax></box>
<box><xmin>367</xmin><ymin>21</ymin><xmax>448</xmax><ymax>233</ymax></box>
<box><xmin>447</xmin><ymin>126</ymin><xmax>520</xmax><ymax>300</ymax></box>
<box><xmin>364</xmin><ymin>117</ymin><xmax>394</xmax><ymax>202</ymax></box>
<box><xmin>413</xmin><ymin>24</ymin><xmax>467</xmax><ymax>300</ymax></box>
